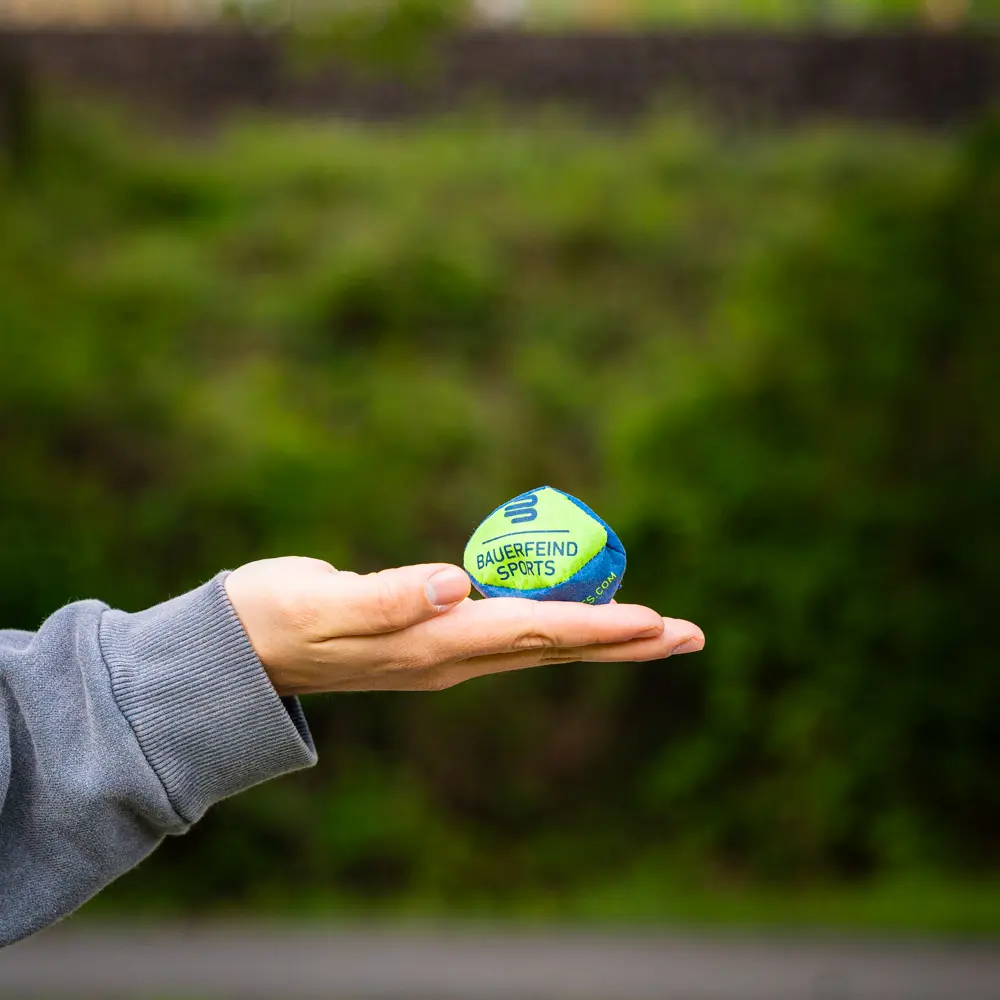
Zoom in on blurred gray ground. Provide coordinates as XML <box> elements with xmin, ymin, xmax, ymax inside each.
<box><xmin>2</xmin><ymin>925</ymin><xmax>1000</xmax><ymax>999</ymax></box>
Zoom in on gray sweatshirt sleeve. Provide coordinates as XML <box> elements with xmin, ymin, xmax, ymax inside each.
<box><xmin>0</xmin><ymin>573</ymin><xmax>317</xmax><ymax>947</ymax></box>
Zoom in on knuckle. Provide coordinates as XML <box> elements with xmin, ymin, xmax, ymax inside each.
<box><xmin>399</xmin><ymin>633</ymin><xmax>451</xmax><ymax>673</ymax></box>
<box><xmin>407</xmin><ymin>644</ymin><xmax>441</xmax><ymax>672</ymax></box>
<box><xmin>510</xmin><ymin>631</ymin><xmax>558</xmax><ymax>652</ymax></box>
<box><xmin>370</xmin><ymin>575</ymin><xmax>411</xmax><ymax>632</ymax></box>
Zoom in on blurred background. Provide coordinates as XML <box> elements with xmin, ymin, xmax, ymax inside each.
<box><xmin>1</xmin><ymin>0</ymin><xmax>999</xmax><ymax>996</ymax></box>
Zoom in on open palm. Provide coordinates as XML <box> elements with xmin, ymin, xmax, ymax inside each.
<box><xmin>226</xmin><ymin>557</ymin><xmax>705</xmax><ymax>696</ymax></box>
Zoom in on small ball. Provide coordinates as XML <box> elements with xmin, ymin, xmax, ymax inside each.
<box><xmin>463</xmin><ymin>486</ymin><xmax>626</xmax><ymax>604</ymax></box>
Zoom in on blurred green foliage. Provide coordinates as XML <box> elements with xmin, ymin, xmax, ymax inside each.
<box><xmin>221</xmin><ymin>0</ymin><xmax>1000</xmax><ymax>28</ymax></box>
<box><xmin>228</xmin><ymin>0</ymin><xmax>468</xmax><ymax>74</ymax></box>
<box><xmin>1</xmin><ymin>100</ymin><xmax>998</xmax><ymax>924</ymax></box>
<box><xmin>534</xmin><ymin>0</ymin><xmax>1000</xmax><ymax>28</ymax></box>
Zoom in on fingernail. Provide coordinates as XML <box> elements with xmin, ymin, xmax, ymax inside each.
<box><xmin>671</xmin><ymin>635</ymin><xmax>705</xmax><ymax>655</ymax></box>
<box><xmin>425</xmin><ymin>568</ymin><xmax>470</xmax><ymax>610</ymax></box>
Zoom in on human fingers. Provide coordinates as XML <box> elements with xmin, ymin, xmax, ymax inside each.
<box><xmin>439</xmin><ymin>617</ymin><xmax>705</xmax><ymax>684</ymax></box>
<box><xmin>225</xmin><ymin>558</ymin><xmax>472</xmax><ymax>692</ymax></box>
<box><xmin>310</xmin><ymin>563</ymin><xmax>472</xmax><ymax>637</ymax></box>
<box><xmin>439</xmin><ymin>597</ymin><xmax>668</xmax><ymax>655</ymax></box>
<box><xmin>326</xmin><ymin>596</ymin><xmax>667</xmax><ymax>671</ymax></box>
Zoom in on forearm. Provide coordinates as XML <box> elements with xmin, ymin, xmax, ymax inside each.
<box><xmin>0</xmin><ymin>575</ymin><xmax>316</xmax><ymax>947</ymax></box>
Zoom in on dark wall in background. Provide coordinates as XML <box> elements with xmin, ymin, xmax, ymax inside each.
<box><xmin>3</xmin><ymin>27</ymin><xmax>998</xmax><ymax>126</ymax></box>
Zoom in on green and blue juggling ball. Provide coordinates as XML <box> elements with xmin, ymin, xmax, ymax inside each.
<box><xmin>463</xmin><ymin>486</ymin><xmax>626</xmax><ymax>604</ymax></box>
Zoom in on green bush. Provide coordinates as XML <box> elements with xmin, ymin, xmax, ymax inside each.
<box><xmin>1</xmin><ymin>103</ymin><xmax>997</xmax><ymax>920</ymax></box>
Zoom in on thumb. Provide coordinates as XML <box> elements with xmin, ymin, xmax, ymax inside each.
<box><xmin>319</xmin><ymin>563</ymin><xmax>471</xmax><ymax>636</ymax></box>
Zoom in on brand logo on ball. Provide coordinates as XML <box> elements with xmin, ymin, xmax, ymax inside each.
<box><xmin>464</xmin><ymin>486</ymin><xmax>623</xmax><ymax>601</ymax></box>
<box><xmin>503</xmin><ymin>493</ymin><xmax>538</xmax><ymax>524</ymax></box>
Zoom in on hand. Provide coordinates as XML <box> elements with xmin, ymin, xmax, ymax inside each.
<box><xmin>225</xmin><ymin>557</ymin><xmax>704</xmax><ymax>697</ymax></box>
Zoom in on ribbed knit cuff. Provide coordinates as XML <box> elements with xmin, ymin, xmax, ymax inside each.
<box><xmin>98</xmin><ymin>573</ymin><xmax>317</xmax><ymax>824</ymax></box>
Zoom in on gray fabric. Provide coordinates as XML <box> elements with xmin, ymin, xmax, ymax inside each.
<box><xmin>0</xmin><ymin>574</ymin><xmax>317</xmax><ymax>947</ymax></box>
